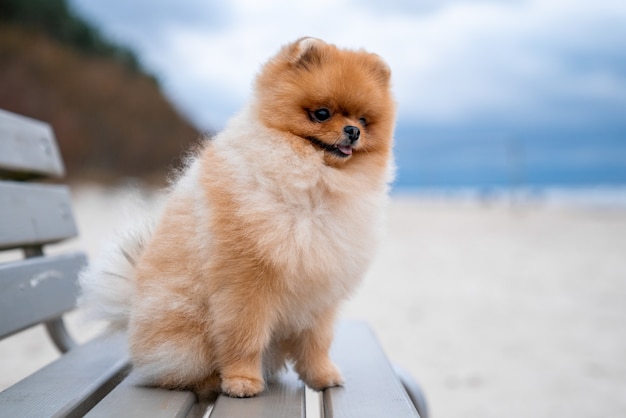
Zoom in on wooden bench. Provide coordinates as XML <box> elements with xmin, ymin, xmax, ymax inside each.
<box><xmin>0</xmin><ymin>109</ymin><xmax>427</xmax><ymax>418</ymax></box>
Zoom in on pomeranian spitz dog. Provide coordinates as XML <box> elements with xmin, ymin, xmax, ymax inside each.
<box><xmin>79</xmin><ymin>37</ymin><xmax>396</xmax><ymax>398</ymax></box>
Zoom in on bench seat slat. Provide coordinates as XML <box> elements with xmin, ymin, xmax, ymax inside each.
<box><xmin>210</xmin><ymin>368</ymin><xmax>305</xmax><ymax>418</ymax></box>
<box><xmin>0</xmin><ymin>109</ymin><xmax>64</xmax><ymax>179</ymax></box>
<box><xmin>84</xmin><ymin>377</ymin><xmax>197</xmax><ymax>418</ymax></box>
<box><xmin>0</xmin><ymin>252</ymin><xmax>87</xmax><ymax>338</ymax></box>
<box><xmin>0</xmin><ymin>333</ymin><xmax>129</xmax><ymax>418</ymax></box>
<box><xmin>324</xmin><ymin>321</ymin><xmax>420</xmax><ymax>418</ymax></box>
<box><xmin>0</xmin><ymin>182</ymin><xmax>78</xmax><ymax>250</ymax></box>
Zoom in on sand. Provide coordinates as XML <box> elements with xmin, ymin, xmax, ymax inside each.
<box><xmin>1</xmin><ymin>185</ymin><xmax>625</xmax><ymax>417</ymax></box>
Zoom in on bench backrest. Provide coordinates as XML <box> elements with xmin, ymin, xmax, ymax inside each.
<box><xmin>0</xmin><ymin>109</ymin><xmax>86</xmax><ymax>351</ymax></box>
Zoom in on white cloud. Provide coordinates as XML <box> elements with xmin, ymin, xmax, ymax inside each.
<box><xmin>70</xmin><ymin>0</ymin><xmax>626</xmax><ymax>130</ymax></box>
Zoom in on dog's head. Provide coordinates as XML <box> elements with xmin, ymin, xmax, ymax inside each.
<box><xmin>253</xmin><ymin>37</ymin><xmax>396</xmax><ymax>168</ymax></box>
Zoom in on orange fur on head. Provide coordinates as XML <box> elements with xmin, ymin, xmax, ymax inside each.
<box><xmin>255</xmin><ymin>37</ymin><xmax>395</xmax><ymax>169</ymax></box>
<box><xmin>79</xmin><ymin>37</ymin><xmax>396</xmax><ymax>399</ymax></box>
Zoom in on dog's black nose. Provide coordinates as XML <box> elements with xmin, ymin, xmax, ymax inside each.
<box><xmin>344</xmin><ymin>126</ymin><xmax>360</xmax><ymax>142</ymax></box>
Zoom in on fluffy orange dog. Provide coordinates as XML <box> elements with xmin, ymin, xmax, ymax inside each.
<box><xmin>80</xmin><ymin>37</ymin><xmax>396</xmax><ymax>398</ymax></box>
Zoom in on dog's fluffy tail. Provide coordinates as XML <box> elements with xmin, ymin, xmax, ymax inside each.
<box><xmin>78</xmin><ymin>222</ymin><xmax>152</xmax><ymax>333</ymax></box>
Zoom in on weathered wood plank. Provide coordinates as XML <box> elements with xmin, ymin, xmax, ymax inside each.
<box><xmin>0</xmin><ymin>252</ymin><xmax>87</xmax><ymax>338</ymax></box>
<box><xmin>0</xmin><ymin>182</ymin><xmax>78</xmax><ymax>250</ymax></box>
<box><xmin>0</xmin><ymin>109</ymin><xmax>64</xmax><ymax>179</ymax></box>
<box><xmin>324</xmin><ymin>321</ymin><xmax>420</xmax><ymax>418</ymax></box>
<box><xmin>210</xmin><ymin>368</ymin><xmax>305</xmax><ymax>418</ymax></box>
<box><xmin>0</xmin><ymin>333</ymin><xmax>129</xmax><ymax>418</ymax></box>
<box><xmin>84</xmin><ymin>377</ymin><xmax>198</xmax><ymax>418</ymax></box>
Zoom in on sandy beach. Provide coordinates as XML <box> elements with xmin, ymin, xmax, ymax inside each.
<box><xmin>1</xmin><ymin>185</ymin><xmax>625</xmax><ymax>417</ymax></box>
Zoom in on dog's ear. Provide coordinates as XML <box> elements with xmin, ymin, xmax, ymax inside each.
<box><xmin>286</xmin><ymin>37</ymin><xmax>325</xmax><ymax>69</ymax></box>
<box><xmin>368</xmin><ymin>54</ymin><xmax>392</xmax><ymax>85</ymax></box>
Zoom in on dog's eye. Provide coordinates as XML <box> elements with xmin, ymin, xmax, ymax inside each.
<box><xmin>358</xmin><ymin>117</ymin><xmax>367</xmax><ymax>126</ymax></box>
<box><xmin>312</xmin><ymin>108</ymin><xmax>331</xmax><ymax>122</ymax></box>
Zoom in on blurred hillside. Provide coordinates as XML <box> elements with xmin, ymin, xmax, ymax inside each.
<box><xmin>0</xmin><ymin>0</ymin><xmax>201</xmax><ymax>183</ymax></box>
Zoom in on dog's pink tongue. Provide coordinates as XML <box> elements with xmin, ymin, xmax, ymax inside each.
<box><xmin>338</xmin><ymin>145</ymin><xmax>352</xmax><ymax>155</ymax></box>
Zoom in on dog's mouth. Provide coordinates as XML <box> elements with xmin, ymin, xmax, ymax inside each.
<box><xmin>305</xmin><ymin>136</ymin><xmax>353</xmax><ymax>158</ymax></box>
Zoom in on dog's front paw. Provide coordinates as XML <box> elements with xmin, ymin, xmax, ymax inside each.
<box><xmin>221</xmin><ymin>376</ymin><xmax>265</xmax><ymax>398</ymax></box>
<box><xmin>301</xmin><ymin>363</ymin><xmax>345</xmax><ymax>391</ymax></box>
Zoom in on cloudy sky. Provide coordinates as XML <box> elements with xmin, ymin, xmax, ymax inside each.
<box><xmin>69</xmin><ymin>0</ymin><xmax>626</xmax><ymax>186</ymax></box>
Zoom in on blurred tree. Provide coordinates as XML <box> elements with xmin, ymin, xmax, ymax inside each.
<box><xmin>0</xmin><ymin>0</ymin><xmax>202</xmax><ymax>184</ymax></box>
<box><xmin>0</xmin><ymin>0</ymin><xmax>143</xmax><ymax>74</ymax></box>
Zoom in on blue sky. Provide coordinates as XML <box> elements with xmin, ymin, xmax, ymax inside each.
<box><xmin>69</xmin><ymin>0</ymin><xmax>626</xmax><ymax>187</ymax></box>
